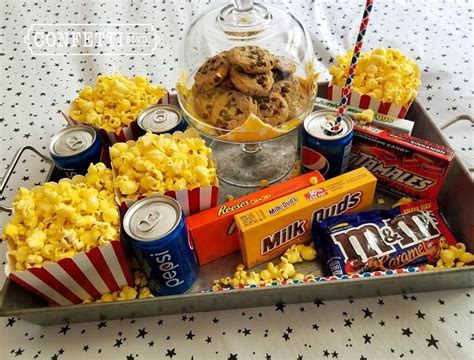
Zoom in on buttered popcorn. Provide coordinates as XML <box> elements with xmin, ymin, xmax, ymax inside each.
<box><xmin>111</xmin><ymin>130</ymin><xmax>217</xmax><ymax>200</ymax></box>
<box><xmin>3</xmin><ymin>163</ymin><xmax>119</xmax><ymax>271</ymax></box>
<box><xmin>330</xmin><ymin>48</ymin><xmax>421</xmax><ymax>106</ymax></box>
<box><xmin>212</xmin><ymin>243</ymin><xmax>317</xmax><ymax>290</ymax></box>
<box><xmin>70</xmin><ymin>74</ymin><xmax>167</xmax><ymax>134</ymax></box>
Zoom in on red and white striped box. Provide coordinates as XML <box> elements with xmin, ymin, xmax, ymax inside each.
<box><xmin>327</xmin><ymin>83</ymin><xmax>414</xmax><ymax>119</ymax></box>
<box><xmin>5</xmin><ymin>240</ymin><xmax>134</xmax><ymax>306</ymax></box>
<box><xmin>117</xmin><ymin>185</ymin><xmax>219</xmax><ymax>217</ymax></box>
<box><xmin>61</xmin><ymin>93</ymin><xmax>173</xmax><ymax>147</ymax></box>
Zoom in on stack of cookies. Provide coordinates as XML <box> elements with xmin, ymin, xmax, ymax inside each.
<box><xmin>191</xmin><ymin>46</ymin><xmax>307</xmax><ymax>131</ymax></box>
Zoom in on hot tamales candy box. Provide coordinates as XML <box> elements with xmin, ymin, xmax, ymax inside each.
<box><xmin>235</xmin><ymin>168</ymin><xmax>377</xmax><ymax>268</ymax></box>
<box><xmin>186</xmin><ymin>171</ymin><xmax>324</xmax><ymax>265</ymax></box>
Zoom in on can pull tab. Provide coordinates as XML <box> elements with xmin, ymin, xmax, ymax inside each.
<box><xmin>153</xmin><ymin>109</ymin><xmax>168</xmax><ymax>124</ymax></box>
<box><xmin>65</xmin><ymin>135</ymin><xmax>85</xmax><ymax>150</ymax></box>
<box><xmin>137</xmin><ymin>210</ymin><xmax>161</xmax><ymax>232</ymax></box>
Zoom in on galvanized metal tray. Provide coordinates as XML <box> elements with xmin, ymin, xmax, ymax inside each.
<box><xmin>1</xmin><ymin>83</ymin><xmax>473</xmax><ymax>325</ymax></box>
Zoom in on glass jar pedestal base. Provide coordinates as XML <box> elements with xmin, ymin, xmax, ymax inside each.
<box><xmin>211</xmin><ymin>134</ymin><xmax>297</xmax><ymax>188</ymax></box>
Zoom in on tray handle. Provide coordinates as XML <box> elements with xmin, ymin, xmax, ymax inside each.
<box><xmin>439</xmin><ymin>114</ymin><xmax>473</xmax><ymax>130</ymax></box>
<box><xmin>0</xmin><ymin>146</ymin><xmax>54</xmax><ymax>214</ymax></box>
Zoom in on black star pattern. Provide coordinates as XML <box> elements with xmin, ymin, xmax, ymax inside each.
<box><xmin>97</xmin><ymin>321</ymin><xmax>107</xmax><ymax>329</ymax></box>
<box><xmin>415</xmin><ymin>310</ymin><xmax>426</xmax><ymax>319</ymax></box>
<box><xmin>243</xmin><ymin>328</ymin><xmax>251</xmax><ymax>336</ymax></box>
<box><xmin>14</xmin><ymin>348</ymin><xmax>24</xmax><ymax>357</ymax></box>
<box><xmin>282</xmin><ymin>332</ymin><xmax>290</xmax><ymax>341</ymax></box>
<box><xmin>58</xmin><ymin>323</ymin><xmax>71</xmax><ymax>335</ymax></box>
<box><xmin>426</xmin><ymin>334</ymin><xmax>439</xmax><ymax>349</ymax></box>
<box><xmin>186</xmin><ymin>330</ymin><xmax>195</xmax><ymax>340</ymax></box>
<box><xmin>456</xmin><ymin>342</ymin><xmax>462</xmax><ymax>348</ymax></box>
<box><xmin>360</xmin><ymin>357</ymin><xmax>367</xmax><ymax>360</ymax></box>
<box><xmin>165</xmin><ymin>349</ymin><xmax>176</xmax><ymax>358</ymax></box>
<box><xmin>82</xmin><ymin>346</ymin><xmax>89</xmax><ymax>352</ymax></box>
<box><xmin>438</xmin><ymin>299</ymin><xmax>445</xmax><ymax>305</ymax></box>
<box><xmin>228</xmin><ymin>354</ymin><xmax>238</xmax><ymax>360</ymax></box>
<box><xmin>137</xmin><ymin>328</ymin><xmax>148</xmax><ymax>339</ymax></box>
<box><xmin>114</xmin><ymin>338</ymin><xmax>124</xmax><ymax>348</ymax></box>
<box><xmin>205</xmin><ymin>336</ymin><xmax>212</xmax><ymax>344</ymax></box>
<box><xmin>379</xmin><ymin>320</ymin><xmax>386</xmax><ymax>327</ymax></box>
<box><xmin>126</xmin><ymin>355</ymin><xmax>134</xmax><ymax>360</ymax></box>
<box><xmin>362</xmin><ymin>308</ymin><xmax>373</xmax><ymax>318</ymax></box>
<box><xmin>265</xmin><ymin>354</ymin><xmax>271</xmax><ymax>360</ymax></box>
<box><xmin>439</xmin><ymin>317</ymin><xmax>446</xmax><ymax>323</ymax></box>
<box><xmin>157</xmin><ymin>319</ymin><xmax>164</xmax><ymax>326</ymax></box>
<box><xmin>314</xmin><ymin>298</ymin><xmax>325</xmax><ymax>307</ymax></box>
<box><xmin>377</xmin><ymin>299</ymin><xmax>384</xmax><ymax>305</ymax></box>
<box><xmin>212</xmin><ymin>317</ymin><xmax>219</xmax><ymax>323</ymax></box>
<box><xmin>148</xmin><ymin>341</ymin><xmax>154</xmax><ymax>347</ymax></box>
<box><xmin>344</xmin><ymin>319</ymin><xmax>353</xmax><ymax>327</ymax></box>
<box><xmin>275</xmin><ymin>302</ymin><xmax>286</xmax><ymax>313</ymax></box>
<box><xmin>362</xmin><ymin>334</ymin><xmax>373</xmax><ymax>344</ymax></box>
<box><xmin>402</xmin><ymin>327</ymin><xmax>413</xmax><ymax>337</ymax></box>
<box><xmin>297</xmin><ymin>356</ymin><xmax>303</xmax><ymax>360</ymax></box>
<box><xmin>6</xmin><ymin>317</ymin><xmax>16</xmax><ymax>327</ymax></box>
<box><xmin>323</xmin><ymin>350</ymin><xmax>330</xmax><ymax>357</ymax></box>
<box><xmin>331</xmin><ymin>351</ymin><xmax>338</xmax><ymax>358</ymax></box>
<box><xmin>312</xmin><ymin>323</ymin><xmax>320</xmax><ymax>331</ymax></box>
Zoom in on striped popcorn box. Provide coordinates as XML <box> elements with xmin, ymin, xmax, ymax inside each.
<box><xmin>61</xmin><ymin>93</ymin><xmax>172</xmax><ymax>147</ymax></box>
<box><xmin>117</xmin><ymin>185</ymin><xmax>219</xmax><ymax>217</ymax></box>
<box><xmin>5</xmin><ymin>240</ymin><xmax>134</xmax><ymax>306</ymax></box>
<box><xmin>327</xmin><ymin>83</ymin><xmax>414</xmax><ymax>119</ymax></box>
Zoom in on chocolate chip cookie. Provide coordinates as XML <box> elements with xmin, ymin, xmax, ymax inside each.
<box><xmin>210</xmin><ymin>90</ymin><xmax>257</xmax><ymax>130</ymax></box>
<box><xmin>256</xmin><ymin>92</ymin><xmax>289</xmax><ymax>127</ymax></box>
<box><xmin>273</xmin><ymin>56</ymin><xmax>297</xmax><ymax>80</ymax></box>
<box><xmin>194</xmin><ymin>52</ymin><xmax>230</xmax><ymax>91</ymax></box>
<box><xmin>192</xmin><ymin>84</ymin><xmax>229</xmax><ymax>121</ymax></box>
<box><xmin>228</xmin><ymin>46</ymin><xmax>275</xmax><ymax>74</ymax></box>
<box><xmin>230</xmin><ymin>66</ymin><xmax>274</xmax><ymax>96</ymax></box>
<box><xmin>272</xmin><ymin>76</ymin><xmax>307</xmax><ymax>118</ymax></box>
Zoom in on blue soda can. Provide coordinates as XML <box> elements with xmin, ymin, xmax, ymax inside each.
<box><xmin>137</xmin><ymin>104</ymin><xmax>186</xmax><ymax>135</ymax></box>
<box><xmin>49</xmin><ymin>125</ymin><xmax>103</xmax><ymax>177</ymax></box>
<box><xmin>122</xmin><ymin>195</ymin><xmax>198</xmax><ymax>296</ymax></box>
<box><xmin>301</xmin><ymin>110</ymin><xmax>353</xmax><ymax>179</ymax></box>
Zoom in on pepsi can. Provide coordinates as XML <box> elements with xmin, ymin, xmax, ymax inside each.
<box><xmin>122</xmin><ymin>195</ymin><xmax>198</xmax><ymax>296</ymax></box>
<box><xmin>301</xmin><ymin>110</ymin><xmax>353</xmax><ymax>179</ymax></box>
<box><xmin>137</xmin><ymin>104</ymin><xmax>186</xmax><ymax>135</ymax></box>
<box><xmin>49</xmin><ymin>125</ymin><xmax>103</xmax><ymax>177</ymax></box>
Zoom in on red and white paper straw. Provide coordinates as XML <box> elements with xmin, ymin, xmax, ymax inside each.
<box><xmin>331</xmin><ymin>0</ymin><xmax>374</xmax><ymax>133</ymax></box>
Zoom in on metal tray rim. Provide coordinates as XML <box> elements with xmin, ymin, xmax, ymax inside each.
<box><xmin>1</xmin><ymin>266</ymin><xmax>473</xmax><ymax>318</ymax></box>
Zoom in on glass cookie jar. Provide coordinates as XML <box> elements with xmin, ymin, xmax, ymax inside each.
<box><xmin>177</xmin><ymin>0</ymin><xmax>317</xmax><ymax>187</ymax></box>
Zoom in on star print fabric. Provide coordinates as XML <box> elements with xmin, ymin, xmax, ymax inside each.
<box><xmin>0</xmin><ymin>0</ymin><xmax>473</xmax><ymax>359</ymax></box>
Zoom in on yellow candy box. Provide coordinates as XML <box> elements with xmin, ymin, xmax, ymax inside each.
<box><xmin>235</xmin><ymin>168</ymin><xmax>377</xmax><ymax>268</ymax></box>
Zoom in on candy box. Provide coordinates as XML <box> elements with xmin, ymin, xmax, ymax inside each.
<box><xmin>327</xmin><ymin>83</ymin><xmax>414</xmax><ymax>119</ymax></box>
<box><xmin>186</xmin><ymin>171</ymin><xmax>324</xmax><ymax>265</ymax></box>
<box><xmin>349</xmin><ymin>123</ymin><xmax>455</xmax><ymax>199</ymax></box>
<box><xmin>235</xmin><ymin>168</ymin><xmax>377</xmax><ymax>268</ymax></box>
<box><xmin>5</xmin><ymin>240</ymin><xmax>133</xmax><ymax>306</ymax></box>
